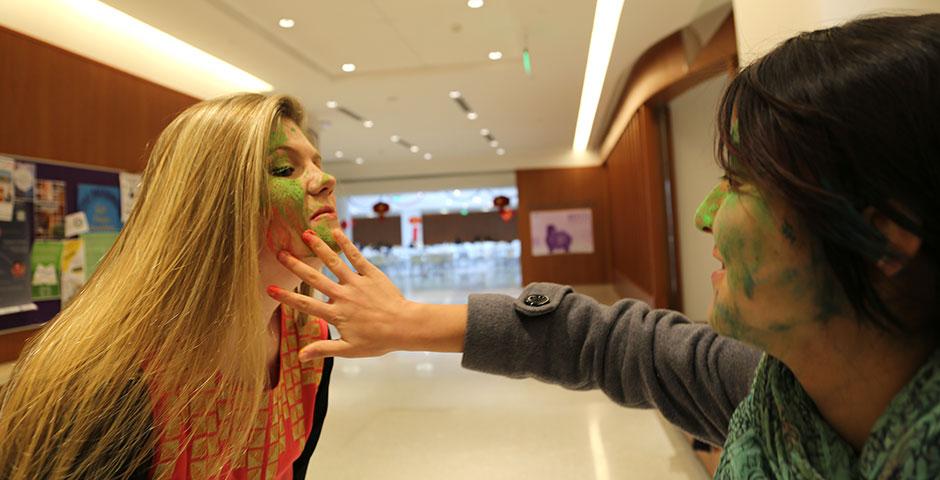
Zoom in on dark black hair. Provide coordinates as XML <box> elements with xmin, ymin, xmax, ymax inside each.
<box><xmin>716</xmin><ymin>14</ymin><xmax>940</xmax><ymax>332</ymax></box>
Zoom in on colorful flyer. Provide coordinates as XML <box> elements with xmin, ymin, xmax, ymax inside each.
<box><xmin>34</xmin><ymin>179</ymin><xmax>67</xmax><ymax>239</ymax></box>
<box><xmin>30</xmin><ymin>240</ymin><xmax>63</xmax><ymax>300</ymax></box>
<box><xmin>77</xmin><ymin>184</ymin><xmax>122</xmax><ymax>232</ymax></box>
<box><xmin>60</xmin><ymin>237</ymin><xmax>85</xmax><ymax>306</ymax></box>
<box><xmin>82</xmin><ymin>231</ymin><xmax>118</xmax><ymax>277</ymax></box>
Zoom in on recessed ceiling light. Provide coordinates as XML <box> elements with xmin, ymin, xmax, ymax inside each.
<box><xmin>424</xmin><ymin>153</ymin><xmax>433</xmax><ymax>160</ymax></box>
<box><xmin>467</xmin><ymin>0</ymin><xmax>484</xmax><ymax>8</ymax></box>
<box><xmin>390</xmin><ymin>135</ymin><xmax>400</xmax><ymax>143</ymax></box>
<box><xmin>496</xmin><ymin>148</ymin><xmax>506</xmax><ymax>155</ymax></box>
<box><xmin>334</xmin><ymin>150</ymin><xmax>344</xmax><ymax>159</ymax></box>
<box><xmin>326</xmin><ymin>100</ymin><xmax>338</xmax><ymax>109</ymax></box>
<box><xmin>467</xmin><ymin>112</ymin><xmax>478</xmax><ymax>120</ymax></box>
<box><xmin>489</xmin><ymin>140</ymin><xmax>499</xmax><ymax>147</ymax></box>
<box><xmin>341</xmin><ymin>63</ymin><xmax>356</xmax><ymax>72</ymax></box>
<box><xmin>488</xmin><ymin>51</ymin><xmax>503</xmax><ymax>61</ymax></box>
<box><xmin>480</xmin><ymin>128</ymin><xmax>490</xmax><ymax>136</ymax></box>
<box><xmin>448</xmin><ymin>90</ymin><xmax>462</xmax><ymax>99</ymax></box>
<box><xmin>363</xmin><ymin>120</ymin><xmax>374</xmax><ymax>128</ymax></box>
<box><xmin>410</xmin><ymin>145</ymin><xmax>420</xmax><ymax>153</ymax></box>
<box><xmin>278</xmin><ymin>18</ymin><xmax>295</xmax><ymax>29</ymax></box>
<box><xmin>355</xmin><ymin>157</ymin><xmax>364</xmax><ymax>165</ymax></box>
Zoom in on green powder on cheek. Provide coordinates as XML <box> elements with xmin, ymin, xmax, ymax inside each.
<box><xmin>269</xmin><ymin>178</ymin><xmax>305</xmax><ymax>230</ymax></box>
<box><xmin>313</xmin><ymin>223</ymin><xmax>340</xmax><ymax>252</ymax></box>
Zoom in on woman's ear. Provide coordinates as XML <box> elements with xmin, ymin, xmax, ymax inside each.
<box><xmin>864</xmin><ymin>207</ymin><xmax>923</xmax><ymax>277</ymax></box>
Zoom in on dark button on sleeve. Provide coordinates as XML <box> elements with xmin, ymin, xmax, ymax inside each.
<box><xmin>524</xmin><ymin>294</ymin><xmax>550</xmax><ymax>307</ymax></box>
<box><xmin>513</xmin><ymin>283</ymin><xmax>573</xmax><ymax>317</ymax></box>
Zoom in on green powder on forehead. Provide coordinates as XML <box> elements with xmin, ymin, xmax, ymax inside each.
<box><xmin>268</xmin><ymin>124</ymin><xmax>288</xmax><ymax>154</ymax></box>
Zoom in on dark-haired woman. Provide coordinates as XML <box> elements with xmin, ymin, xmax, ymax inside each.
<box><xmin>269</xmin><ymin>13</ymin><xmax>940</xmax><ymax>478</ymax></box>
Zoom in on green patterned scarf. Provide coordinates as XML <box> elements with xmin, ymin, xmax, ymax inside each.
<box><xmin>715</xmin><ymin>351</ymin><xmax>940</xmax><ymax>479</ymax></box>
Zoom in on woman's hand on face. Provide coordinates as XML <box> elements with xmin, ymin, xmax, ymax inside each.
<box><xmin>268</xmin><ymin>228</ymin><xmax>414</xmax><ymax>361</ymax></box>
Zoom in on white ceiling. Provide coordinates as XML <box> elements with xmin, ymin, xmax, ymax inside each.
<box><xmin>13</xmin><ymin>0</ymin><xmax>709</xmax><ymax>183</ymax></box>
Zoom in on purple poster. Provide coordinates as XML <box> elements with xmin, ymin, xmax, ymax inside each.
<box><xmin>529</xmin><ymin>208</ymin><xmax>594</xmax><ymax>256</ymax></box>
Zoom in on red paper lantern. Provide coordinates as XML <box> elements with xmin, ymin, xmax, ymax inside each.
<box><xmin>373</xmin><ymin>201</ymin><xmax>390</xmax><ymax>219</ymax></box>
<box><xmin>499</xmin><ymin>209</ymin><xmax>514</xmax><ymax>223</ymax></box>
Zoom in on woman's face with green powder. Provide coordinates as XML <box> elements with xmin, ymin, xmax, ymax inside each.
<box><xmin>265</xmin><ymin>119</ymin><xmax>340</xmax><ymax>260</ymax></box>
<box><xmin>694</xmin><ymin>179</ymin><xmax>847</xmax><ymax>350</ymax></box>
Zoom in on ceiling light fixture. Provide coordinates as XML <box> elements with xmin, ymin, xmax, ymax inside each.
<box><xmin>448</xmin><ymin>90</ymin><xmax>462</xmax><ymax>99</ymax></box>
<box><xmin>326</xmin><ymin>100</ymin><xmax>338</xmax><ymax>109</ymax></box>
<box><xmin>467</xmin><ymin>112</ymin><xmax>478</xmax><ymax>120</ymax></box>
<box><xmin>424</xmin><ymin>153</ymin><xmax>433</xmax><ymax>160</ymax></box>
<box><xmin>496</xmin><ymin>148</ymin><xmax>506</xmax><ymax>155</ymax></box>
<box><xmin>410</xmin><ymin>145</ymin><xmax>420</xmax><ymax>153</ymax></box>
<box><xmin>467</xmin><ymin>0</ymin><xmax>484</xmax><ymax>8</ymax></box>
<box><xmin>390</xmin><ymin>135</ymin><xmax>400</xmax><ymax>143</ymax></box>
<box><xmin>362</xmin><ymin>120</ymin><xmax>374</xmax><ymax>128</ymax></box>
<box><xmin>488</xmin><ymin>51</ymin><xmax>503</xmax><ymax>61</ymax></box>
<box><xmin>341</xmin><ymin>63</ymin><xmax>357</xmax><ymax>72</ymax></box>
<box><xmin>489</xmin><ymin>140</ymin><xmax>499</xmax><ymax>148</ymax></box>
<box><xmin>334</xmin><ymin>150</ymin><xmax>344</xmax><ymax>159</ymax></box>
<box><xmin>355</xmin><ymin>157</ymin><xmax>364</xmax><ymax>165</ymax></box>
<box><xmin>572</xmin><ymin>0</ymin><xmax>626</xmax><ymax>151</ymax></box>
<box><xmin>278</xmin><ymin>18</ymin><xmax>295</xmax><ymax>29</ymax></box>
<box><xmin>21</xmin><ymin>0</ymin><xmax>272</xmax><ymax>98</ymax></box>
<box><xmin>480</xmin><ymin>128</ymin><xmax>490</xmax><ymax>136</ymax></box>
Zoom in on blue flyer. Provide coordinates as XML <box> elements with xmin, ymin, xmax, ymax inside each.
<box><xmin>77</xmin><ymin>184</ymin><xmax>122</xmax><ymax>232</ymax></box>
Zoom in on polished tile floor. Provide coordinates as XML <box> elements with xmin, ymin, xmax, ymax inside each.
<box><xmin>306</xmin><ymin>283</ymin><xmax>708</xmax><ymax>480</ymax></box>
<box><xmin>0</xmin><ymin>260</ymin><xmax>709</xmax><ymax>479</ymax></box>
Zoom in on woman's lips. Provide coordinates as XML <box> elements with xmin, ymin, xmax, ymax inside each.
<box><xmin>310</xmin><ymin>207</ymin><xmax>336</xmax><ymax>222</ymax></box>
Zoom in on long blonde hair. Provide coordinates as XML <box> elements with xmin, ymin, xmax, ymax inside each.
<box><xmin>0</xmin><ymin>93</ymin><xmax>306</xmax><ymax>479</ymax></box>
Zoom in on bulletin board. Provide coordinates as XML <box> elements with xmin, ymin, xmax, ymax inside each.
<box><xmin>0</xmin><ymin>153</ymin><xmax>136</xmax><ymax>333</ymax></box>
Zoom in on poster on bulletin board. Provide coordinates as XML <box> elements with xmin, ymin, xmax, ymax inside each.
<box><xmin>0</xmin><ymin>202</ymin><xmax>36</xmax><ymax>315</ymax></box>
<box><xmin>77</xmin><ymin>184</ymin><xmax>122</xmax><ymax>232</ymax></box>
<box><xmin>529</xmin><ymin>208</ymin><xmax>595</xmax><ymax>256</ymax></box>
<box><xmin>30</xmin><ymin>240</ymin><xmax>63</xmax><ymax>301</ymax></box>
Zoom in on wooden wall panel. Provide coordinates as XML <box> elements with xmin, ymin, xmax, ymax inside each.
<box><xmin>352</xmin><ymin>216</ymin><xmax>402</xmax><ymax>247</ymax></box>
<box><xmin>422</xmin><ymin>211</ymin><xmax>517</xmax><ymax>245</ymax></box>
<box><xmin>0</xmin><ymin>26</ymin><xmax>199</xmax><ymax>172</ymax></box>
<box><xmin>516</xmin><ymin>167</ymin><xmax>611</xmax><ymax>285</ymax></box>
<box><xmin>607</xmin><ymin>106</ymin><xmax>668</xmax><ymax>307</ymax></box>
<box><xmin>0</xmin><ymin>27</ymin><xmax>198</xmax><ymax>362</ymax></box>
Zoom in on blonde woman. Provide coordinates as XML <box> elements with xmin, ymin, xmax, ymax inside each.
<box><xmin>0</xmin><ymin>93</ymin><xmax>338</xmax><ymax>479</ymax></box>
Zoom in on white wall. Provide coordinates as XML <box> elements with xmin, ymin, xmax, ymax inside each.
<box><xmin>669</xmin><ymin>74</ymin><xmax>729</xmax><ymax>322</ymax></box>
<box><xmin>733</xmin><ymin>0</ymin><xmax>940</xmax><ymax>65</ymax></box>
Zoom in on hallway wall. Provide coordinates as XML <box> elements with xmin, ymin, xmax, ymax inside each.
<box><xmin>516</xmin><ymin>167</ymin><xmax>611</xmax><ymax>285</ymax></box>
<box><xmin>0</xmin><ymin>26</ymin><xmax>198</xmax><ymax>361</ymax></box>
<box><xmin>669</xmin><ymin>74</ymin><xmax>729</xmax><ymax>322</ymax></box>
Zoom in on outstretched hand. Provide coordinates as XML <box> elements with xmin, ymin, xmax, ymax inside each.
<box><xmin>268</xmin><ymin>228</ymin><xmax>415</xmax><ymax>360</ymax></box>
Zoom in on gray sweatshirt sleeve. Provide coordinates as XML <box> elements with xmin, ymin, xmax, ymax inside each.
<box><xmin>461</xmin><ymin>282</ymin><xmax>761</xmax><ymax>446</ymax></box>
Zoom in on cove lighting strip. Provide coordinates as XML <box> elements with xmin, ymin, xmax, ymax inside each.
<box><xmin>571</xmin><ymin>0</ymin><xmax>626</xmax><ymax>152</ymax></box>
<box><xmin>0</xmin><ymin>0</ymin><xmax>272</xmax><ymax>98</ymax></box>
